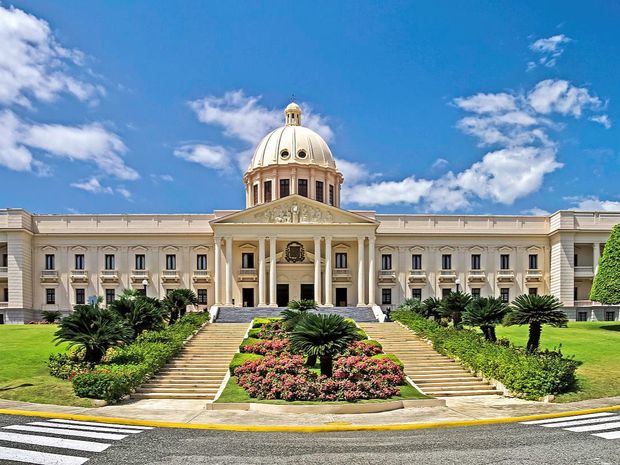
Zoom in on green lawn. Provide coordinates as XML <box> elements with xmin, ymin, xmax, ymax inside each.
<box><xmin>494</xmin><ymin>321</ymin><xmax>620</xmax><ymax>402</ymax></box>
<box><xmin>0</xmin><ymin>325</ymin><xmax>96</xmax><ymax>407</ymax></box>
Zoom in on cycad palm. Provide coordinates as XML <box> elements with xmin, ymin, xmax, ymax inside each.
<box><xmin>505</xmin><ymin>294</ymin><xmax>567</xmax><ymax>353</ymax></box>
<box><xmin>163</xmin><ymin>289</ymin><xmax>198</xmax><ymax>324</ymax></box>
<box><xmin>439</xmin><ymin>291</ymin><xmax>472</xmax><ymax>329</ymax></box>
<box><xmin>290</xmin><ymin>313</ymin><xmax>359</xmax><ymax>376</ymax></box>
<box><xmin>463</xmin><ymin>297</ymin><xmax>509</xmax><ymax>342</ymax></box>
<box><xmin>421</xmin><ymin>297</ymin><xmax>442</xmax><ymax>319</ymax></box>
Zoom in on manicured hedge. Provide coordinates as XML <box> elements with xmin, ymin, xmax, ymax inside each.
<box><xmin>71</xmin><ymin>312</ymin><xmax>209</xmax><ymax>402</ymax></box>
<box><xmin>393</xmin><ymin>310</ymin><xmax>580</xmax><ymax>400</ymax></box>
<box><xmin>590</xmin><ymin>224</ymin><xmax>620</xmax><ymax>304</ymax></box>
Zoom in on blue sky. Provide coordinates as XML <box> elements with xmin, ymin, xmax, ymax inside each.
<box><xmin>1</xmin><ymin>1</ymin><xmax>618</xmax><ymax>215</ymax></box>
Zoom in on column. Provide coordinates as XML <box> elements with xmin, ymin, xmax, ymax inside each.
<box><xmin>357</xmin><ymin>237</ymin><xmax>366</xmax><ymax>306</ymax></box>
<box><xmin>269</xmin><ymin>237</ymin><xmax>277</xmax><ymax>306</ymax></box>
<box><xmin>225</xmin><ymin>236</ymin><xmax>233</xmax><ymax>306</ymax></box>
<box><xmin>593</xmin><ymin>242</ymin><xmax>601</xmax><ymax>275</ymax></box>
<box><xmin>314</xmin><ymin>237</ymin><xmax>321</xmax><ymax>304</ymax></box>
<box><xmin>214</xmin><ymin>238</ymin><xmax>221</xmax><ymax>304</ymax></box>
<box><xmin>368</xmin><ymin>237</ymin><xmax>376</xmax><ymax>306</ymax></box>
<box><xmin>258</xmin><ymin>237</ymin><xmax>266</xmax><ymax>306</ymax></box>
<box><xmin>324</xmin><ymin>236</ymin><xmax>333</xmax><ymax>306</ymax></box>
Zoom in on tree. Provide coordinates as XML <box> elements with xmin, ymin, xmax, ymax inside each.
<box><xmin>163</xmin><ymin>289</ymin><xmax>198</xmax><ymax>324</ymax></box>
<box><xmin>504</xmin><ymin>294</ymin><xmax>567</xmax><ymax>353</ymax></box>
<box><xmin>590</xmin><ymin>224</ymin><xmax>620</xmax><ymax>304</ymax></box>
<box><xmin>439</xmin><ymin>291</ymin><xmax>472</xmax><ymax>329</ymax></box>
<box><xmin>399</xmin><ymin>298</ymin><xmax>424</xmax><ymax>315</ymax></box>
<box><xmin>289</xmin><ymin>313</ymin><xmax>359</xmax><ymax>377</ymax></box>
<box><xmin>41</xmin><ymin>310</ymin><xmax>62</xmax><ymax>324</ymax></box>
<box><xmin>54</xmin><ymin>301</ymin><xmax>132</xmax><ymax>363</ymax></box>
<box><xmin>421</xmin><ymin>297</ymin><xmax>442</xmax><ymax>320</ymax></box>
<box><xmin>463</xmin><ymin>297</ymin><xmax>509</xmax><ymax>342</ymax></box>
<box><xmin>108</xmin><ymin>290</ymin><xmax>167</xmax><ymax>338</ymax></box>
<box><xmin>288</xmin><ymin>299</ymin><xmax>318</xmax><ymax>311</ymax></box>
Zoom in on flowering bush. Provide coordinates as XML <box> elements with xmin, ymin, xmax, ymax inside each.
<box><xmin>340</xmin><ymin>340</ymin><xmax>383</xmax><ymax>357</ymax></box>
<box><xmin>241</xmin><ymin>338</ymin><xmax>290</xmax><ymax>355</ymax></box>
<box><xmin>256</xmin><ymin>320</ymin><xmax>288</xmax><ymax>340</ymax></box>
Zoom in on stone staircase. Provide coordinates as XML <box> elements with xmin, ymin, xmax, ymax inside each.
<box><xmin>358</xmin><ymin>322</ymin><xmax>502</xmax><ymax>397</ymax></box>
<box><xmin>216</xmin><ymin>306</ymin><xmax>378</xmax><ymax>323</ymax></box>
<box><xmin>132</xmin><ymin>323</ymin><xmax>248</xmax><ymax>400</ymax></box>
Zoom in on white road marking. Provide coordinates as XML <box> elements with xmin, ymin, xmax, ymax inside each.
<box><xmin>593</xmin><ymin>430</ymin><xmax>620</xmax><ymax>440</ymax></box>
<box><xmin>540</xmin><ymin>415</ymin><xmax>620</xmax><ymax>428</ymax></box>
<box><xmin>0</xmin><ymin>445</ymin><xmax>88</xmax><ymax>465</ymax></box>
<box><xmin>0</xmin><ymin>430</ymin><xmax>110</xmax><ymax>452</ymax></box>
<box><xmin>48</xmin><ymin>419</ymin><xmax>152</xmax><ymax>430</ymax></box>
<box><xmin>4</xmin><ymin>424</ymin><xmax>127</xmax><ymax>440</ymax></box>
<box><xmin>28</xmin><ymin>421</ymin><xmax>142</xmax><ymax>434</ymax></box>
<box><xmin>565</xmin><ymin>421</ymin><xmax>620</xmax><ymax>433</ymax></box>
<box><xmin>521</xmin><ymin>412</ymin><xmax>615</xmax><ymax>425</ymax></box>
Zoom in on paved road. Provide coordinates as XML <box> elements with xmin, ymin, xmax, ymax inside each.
<box><xmin>0</xmin><ymin>413</ymin><xmax>619</xmax><ymax>465</ymax></box>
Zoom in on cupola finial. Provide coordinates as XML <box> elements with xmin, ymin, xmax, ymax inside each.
<box><xmin>284</xmin><ymin>99</ymin><xmax>302</xmax><ymax>126</ymax></box>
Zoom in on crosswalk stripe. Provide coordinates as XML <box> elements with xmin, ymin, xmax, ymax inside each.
<box><xmin>48</xmin><ymin>419</ymin><xmax>152</xmax><ymax>430</ymax></box>
<box><xmin>521</xmin><ymin>412</ymin><xmax>615</xmax><ymax>425</ymax></box>
<box><xmin>29</xmin><ymin>421</ymin><xmax>143</xmax><ymax>434</ymax></box>
<box><xmin>593</xmin><ymin>430</ymin><xmax>620</xmax><ymax>440</ymax></box>
<box><xmin>540</xmin><ymin>415</ymin><xmax>620</xmax><ymax>428</ymax></box>
<box><xmin>565</xmin><ymin>421</ymin><xmax>620</xmax><ymax>433</ymax></box>
<box><xmin>4</xmin><ymin>424</ymin><xmax>127</xmax><ymax>440</ymax></box>
<box><xmin>0</xmin><ymin>445</ymin><xmax>88</xmax><ymax>465</ymax></box>
<box><xmin>0</xmin><ymin>430</ymin><xmax>110</xmax><ymax>452</ymax></box>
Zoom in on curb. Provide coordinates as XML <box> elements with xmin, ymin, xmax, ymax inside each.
<box><xmin>0</xmin><ymin>404</ymin><xmax>619</xmax><ymax>433</ymax></box>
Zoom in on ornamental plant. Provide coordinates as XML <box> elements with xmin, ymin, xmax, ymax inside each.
<box><xmin>463</xmin><ymin>297</ymin><xmax>509</xmax><ymax>342</ymax></box>
<box><xmin>163</xmin><ymin>288</ymin><xmax>198</xmax><ymax>324</ymax></box>
<box><xmin>241</xmin><ymin>338</ymin><xmax>290</xmax><ymax>355</ymax></box>
<box><xmin>440</xmin><ymin>291</ymin><xmax>472</xmax><ymax>329</ymax></box>
<box><xmin>590</xmin><ymin>224</ymin><xmax>620</xmax><ymax>304</ymax></box>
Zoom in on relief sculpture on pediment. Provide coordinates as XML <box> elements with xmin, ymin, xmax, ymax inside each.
<box><xmin>254</xmin><ymin>201</ymin><xmax>334</xmax><ymax>224</ymax></box>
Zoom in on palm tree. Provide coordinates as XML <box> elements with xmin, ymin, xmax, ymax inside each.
<box><xmin>439</xmin><ymin>291</ymin><xmax>472</xmax><ymax>329</ymax></box>
<box><xmin>399</xmin><ymin>298</ymin><xmax>424</xmax><ymax>315</ymax></box>
<box><xmin>108</xmin><ymin>290</ymin><xmax>167</xmax><ymax>338</ymax></box>
<box><xmin>289</xmin><ymin>313</ymin><xmax>359</xmax><ymax>376</ymax></box>
<box><xmin>288</xmin><ymin>299</ymin><xmax>318</xmax><ymax>311</ymax></box>
<box><xmin>505</xmin><ymin>294</ymin><xmax>567</xmax><ymax>353</ymax></box>
<box><xmin>421</xmin><ymin>297</ymin><xmax>442</xmax><ymax>319</ymax></box>
<box><xmin>163</xmin><ymin>289</ymin><xmax>198</xmax><ymax>324</ymax></box>
<box><xmin>54</xmin><ymin>301</ymin><xmax>132</xmax><ymax>363</ymax></box>
<box><xmin>463</xmin><ymin>297</ymin><xmax>509</xmax><ymax>342</ymax></box>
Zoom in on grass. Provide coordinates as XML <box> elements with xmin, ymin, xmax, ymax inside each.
<box><xmin>494</xmin><ymin>321</ymin><xmax>620</xmax><ymax>402</ymax></box>
<box><xmin>0</xmin><ymin>325</ymin><xmax>96</xmax><ymax>407</ymax></box>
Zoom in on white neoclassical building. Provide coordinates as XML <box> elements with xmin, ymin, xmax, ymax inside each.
<box><xmin>1</xmin><ymin>103</ymin><xmax>619</xmax><ymax>324</ymax></box>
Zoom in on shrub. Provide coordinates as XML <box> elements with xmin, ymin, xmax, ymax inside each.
<box><xmin>41</xmin><ymin>310</ymin><xmax>62</xmax><ymax>324</ymax></box>
<box><xmin>241</xmin><ymin>338</ymin><xmax>290</xmax><ymax>355</ymax></box>
<box><xmin>393</xmin><ymin>310</ymin><xmax>580</xmax><ymax>399</ymax></box>
<box><xmin>256</xmin><ymin>320</ymin><xmax>287</xmax><ymax>340</ymax></box>
<box><xmin>229</xmin><ymin>352</ymin><xmax>263</xmax><ymax>375</ymax></box>
<box><xmin>340</xmin><ymin>340</ymin><xmax>383</xmax><ymax>357</ymax></box>
<box><xmin>48</xmin><ymin>350</ymin><xmax>92</xmax><ymax>380</ymax></box>
<box><xmin>590</xmin><ymin>224</ymin><xmax>620</xmax><ymax>304</ymax></box>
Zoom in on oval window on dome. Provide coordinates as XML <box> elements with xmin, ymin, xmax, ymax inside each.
<box><xmin>297</xmin><ymin>150</ymin><xmax>307</xmax><ymax>159</ymax></box>
<box><xmin>280</xmin><ymin>150</ymin><xmax>290</xmax><ymax>159</ymax></box>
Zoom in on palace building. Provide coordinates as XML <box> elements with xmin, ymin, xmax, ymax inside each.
<box><xmin>1</xmin><ymin>102</ymin><xmax>619</xmax><ymax>324</ymax></box>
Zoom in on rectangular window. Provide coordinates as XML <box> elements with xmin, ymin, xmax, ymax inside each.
<box><xmin>75</xmin><ymin>288</ymin><xmax>85</xmax><ymax>305</ymax></box>
<box><xmin>196</xmin><ymin>254</ymin><xmax>207</xmax><ymax>270</ymax></box>
<box><xmin>441</xmin><ymin>254</ymin><xmax>452</xmax><ymax>270</ymax></box>
<box><xmin>577</xmin><ymin>311</ymin><xmax>588</xmax><ymax>322</ymax></box>
<box><xmin>45</xmin><ymin>254</ymin><xmax>55</xmax><ymax>270</ymax></box>
<box><xmin>329</xmin><ymin>185</ymin><xmax>334</xmax><ymax>206</ymax></box>
<box><xmin>500</xmin><ymin>288</ymin><xmax>510</xmax><ymax>303</ymax></box>
<box><xmin>471</xmin><ymin>254</ymin><xmax>481</xmax><ymax>270</ymax></box>
<box><xmin>105</xmin><ymin>288</ymin><xmax>115</xmax><ymax>305</ymax></box>
<box><xmin>264</xmin><ymin>180</ymin><xmax>272</xmax><ymax>203</ymax></box>
<box><xmin>315</xmin><ymin>181</ymin><xmax>324</xmax><ymax>203</ymax></box>
<box><xmin>298</xmin><ymin>179</ymin><xmax>308</xmax><ymax>197</ymax></box>
<box><xmin>45</xmin><ymin>288</ymin><xmax>55</xmax><ymax>305</ymax></box>
<box><xmin>135</xmin><ymin>254</ymin><xmax>145</xmax><ymax>270</ymax></box>
<box><xmin>242</xmin><ymin>252</ymin><xmax>254</xmax><ymax>269</ymax></box>
<box><xmin>574</xmin><ymin>287</ymin><xmax>578</xmax><ymax>301</ymax></box>
<box><xmin>252</xmin><ymin>184</ymin><xmax>259</xmax><ymax>205</ymax></box>
<box><xmin>104</xmin><ymin>254</ymin><xmax>115</xmax><ymax>270</ymax></box>
<box><xmin>442</xmin><ymin>288</ymin><xmax>452</xmax><ymax>298</ymax></box>
<box><xmin>500</xmin><ymin>254</ymin><xmax>510</xmax><ymax>270</ymax></box>
<box><xmin>412</xmin><ymin>254</ymin><xmax>422</xmax><ymax>270</ymax></box>
<box><xmin>1</xmin><ymin>253</ymin><xmax>7</xmax><ymax>267</ymax></box>
<box><xmin>280</xmin><ymin>179</ymin><xmax>290</xmax><ymax>197</ymax></box>
<box><xmin>381</xmin><ymin>288</ymin><xmax>392</xmax><ymax>305</ymax></box>
<box><xmin>471</xmin><ymin>288</ymin><xmax>481</xmax><ymax>298</ymax></box>
<box><xmin>74</xmin><ymin>254</ymin><xmax>84</xmax><ymax>270</ymax></box>
<box><xmin>411</xmin><ymin>288</ymin><xmax>422</xmax><ymax>301</ymax></box>
<box><xmin>2</xmin><ymin>288</ymin><xmax>8</xmax><ymax>302</ymax></box>
<box><xmin>529</xmin><ymin>287</ymin><xmax>539</xmax><ymax>295</ymax></box>
<box><xmin>381</xmin><ymin>254</ymin><xmax>392</xmax><ymax>270</ymax></box>
<box><xmin>528</xmin><ymin>254</ymin><xmax>538</xmax><ymax>270</ymax></box>
<box><xmin>197</xmin><ymin>289</ymin><xmax>208</xmax><ymax>305</ymax></box>
<box><xmin>605</xmin><ymin>311</ymin><xmax>615</xmax><ymax>322</ymax></box>
<box><xmin>335</xmin><ymin>252</ymin><xmax>347</xmax><ymax>269</ymax></box>
<box><xmin>574</xmin><ymin>254</ymin><xmax>578</xmax><ymax>267</ymax></box>
<box><xmin>165</xmin><ymin>254</ymin><xmax>176</xmax><ymax>270</ymax></box>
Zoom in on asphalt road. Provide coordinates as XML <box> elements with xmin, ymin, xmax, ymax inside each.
<box><xmin>0</xmin><ymin>413</ymin><xmax>619</xmax><ymax>465</ymax></box>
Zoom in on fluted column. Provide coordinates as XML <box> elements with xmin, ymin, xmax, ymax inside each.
<box><xmin>314</xmin><ymin>237</ymin><xmax>321</xmax><ymax>304</ymax></box>
<box><xmin>357</xmin><ymin>236</ymin><xmax>366</xmax><ymax>307</ymax></box>
<box><xmin>258</xmin><ymin>237</ymin><xmax>266</xmax><ymax>306</ymax></box>
<box><xmin>324</xmin><ymin>236</ymin><xmax>333</xmax><ymax>306</ymax></box>
<box><xmin>225</xmin><ymin>236</ymin><xmax>233</xmax><ymax>306</ymax></box>
<box><xmin>368</xmin><ymin>237</ymin><xmax>376</xmax><ymax>306</ymax></box>
<box><xmin>269</xmin><ymin>237</ymin><xmax>277</xmax><ymax>306</ymax></box>
<box><xmin>214</xmin><ymin>238</ymin><xmax>221</xmax><ymax>305</ymax></box>
<box><xmin>594</xmin><ymin>242</ymin><xmax>601</xmax><ymax>275</ymax></box>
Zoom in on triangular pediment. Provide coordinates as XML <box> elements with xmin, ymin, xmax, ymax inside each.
<box><xmin>211</xmin><ymin>195</ymin><xmax>377</xmax><ymax>225</ymax></box>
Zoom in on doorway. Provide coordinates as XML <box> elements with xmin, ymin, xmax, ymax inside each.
<box><xmin>300</xmin><ymin>284</ymin><xmax>314</xmax><ymax>301</ymax></box>
<box><xmin>335</xmin><ymin>288</ymin><xmax>348</xmax><ymax>307</ymax></box>
<box><xmin>242</xmin><ymin>288</ymin><xmax>255</xmax><ymax>307</ymax></box>
<box><xmin>276</xmin><ymin>284</ymin><xmax>289</xmax><ymax>307</ymax></box>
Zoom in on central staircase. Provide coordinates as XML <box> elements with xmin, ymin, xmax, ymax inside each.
<box><xmin>132</xmin><ymin>323</ymin><xmax>248</xmax><ymax>400</ymax></box>
<box><xmin>215</xmin><ymin>306</ymin><xmax>377</xmax><ymax>323</ymax></box>
<box><xmin>358</xmin><ymin>322</ymin><xmax>502</xmax><ymax>397</ymax></box>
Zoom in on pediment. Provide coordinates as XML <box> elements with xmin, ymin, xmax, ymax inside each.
<box><xmin>211</xmin><ymin>195</ymin><xmax>377</xmax><ymax>225</ymax></box>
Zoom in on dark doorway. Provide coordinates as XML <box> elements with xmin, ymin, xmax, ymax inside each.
<box><xmin>242</xmin><ymin>288</ymin><xmax>255</xmax><ymax>307</ymax></box>
<box><xmin>300</xmin><ymin>284</ymin><xmax>314</xmax><ymax>301</ymax></box>
<box><xmin>335</xmin><ymin>288</ymin><xmax>347</xmax><ymax>307</ymax></box>
<box><xmin>276</xmin><ymin>284</ymin><xmax>289</xmax><ymax>307</ymax></box>
<box><xmin>0</xmin><ymin>314</ymin><xmax>4</xmax><ymax>324</ymax></box>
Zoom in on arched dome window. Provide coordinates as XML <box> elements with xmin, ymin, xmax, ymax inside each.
<box><xmin>298</xmin><ymin>150</ymin><xmax>307</xmax><ymax>159</ymax></box>
<box><xmin>280</xmin><ymin>150</ymin><xmax>290</xmax><ymax>159</ymax></box>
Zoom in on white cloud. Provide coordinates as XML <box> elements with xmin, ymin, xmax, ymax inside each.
<box><xmin>431</xmin><ymin>158</ymin><xmax>449</xmax><ymax>170</ymax></box>
<box><xmin>115</xmin><ymin>187</ymin><xmax>132</xmax><ymax>200</ymax></box>
<box><xmin>173</xmin><ymin>143</ymin><xmax>232</xmax><ymax>172</ymax></box>
<box><xmin>589</xmin><ymin>114</ymin><xmax>612</xmax><ymax>129</ymax></box>
<box><xmin>342</xmin><ymin>176</ymin><xmax>433</xmax><ymax>206</ymax></box>
<box><xmin>528</xmin><ymin>34</ymin><xmax>571</xmax><ymax>68</ymax></box>
<box><xmin>335</xmin><ymin>158</ymin><xmax>373</xmax><ymax>185</ymax></box>
<box><xmin>150</xmin><ymin>174</ymin><xmax>174</xmax><ymax>183</ymax></box>
<box><xmin>454</xmin><ymin>93</ymin><xmax>517</xmax><ymax>114</ymax></box>
<box><xmin>527</xmin><ymin>79</ymin><xmax>602</xmax><ymax>117</ymax></box>
<box><xmin>522</xmin><ymin>207</ymin><xmax>550</xmax><ymax>216</ymax></box>
<box><xmin>71</xmin><ymin>177</ymin><xmax>113</xmax><ymax>194</ymax></box>
<box><xmin>568</xmin><ymin>196</ymin><xmax>620</xmax><ymax>211</ymax></box>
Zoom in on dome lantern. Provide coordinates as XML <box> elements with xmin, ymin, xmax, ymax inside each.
<box><xmin>284</xmin><ymin>101</ymin><xmax>301</xmax><ymax>126</ymax></box>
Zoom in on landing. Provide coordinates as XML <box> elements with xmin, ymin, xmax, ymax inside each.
<box><xmin>215</xmin><ymin>306</ymin><xmax>378</xmax><ymax>323</ymax></box>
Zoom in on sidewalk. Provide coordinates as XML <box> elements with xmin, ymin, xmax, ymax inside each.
<box><xmin>1</xmin><ymin>395</ymin><xmax>619</xmax><ymax>428</ymax></box>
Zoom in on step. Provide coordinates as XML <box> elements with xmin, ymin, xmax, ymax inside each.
<box><xmin>136</xmin><ymin>387</ymin><xmax>218</xmax><ymax>394</ymax></box>
<box><xmin>417</xmin><ymin>383</ymin><xmax>493</xmax><ymax>391</ymax></box>
<box><xmin>412</xmin><ymin>376</ymin><xmax>483</xmax><ymax>383</ymax></box>
<box><xmin>141</xmin><ymin>383</ymin><xmax>221</xmax><ymax>389</ymax></box>
<box><xmin>132</xmin><ymin>393</ymin><xmax>216</xmax><ymax>400</ymax></box>
<box><xmin>153</xmin><ymin>375</ymin><xmax>224</xmax><ymax>381</ymax></box>
<box><xmin>144</xmin><ymin>381</ymin><xmax>222</xmax><ymax>387</ymax></box>
<box><xmin>425</xmin><ymin>389</ymin><xmax>502</xmax><ymax>397</ymax></box>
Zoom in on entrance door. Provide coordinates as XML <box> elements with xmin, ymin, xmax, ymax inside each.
<box><xmin>335</xmin><ymin>288</ymin><xmax>347</xmax><ymax>307</ymax></box>
<box><xmin>300</xmin><ymin>284</ymin><xmax>314</xmax><ymax>301</ymax></box>
<box><xmin>242</xmin><ymin>288</ymin><xmax>254</xmax><ymax>307</ymax></box>
<box><xmin>276</xmin><ymin>284</ymin><xmax>289</xmax><ymax>307</ymax></box>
